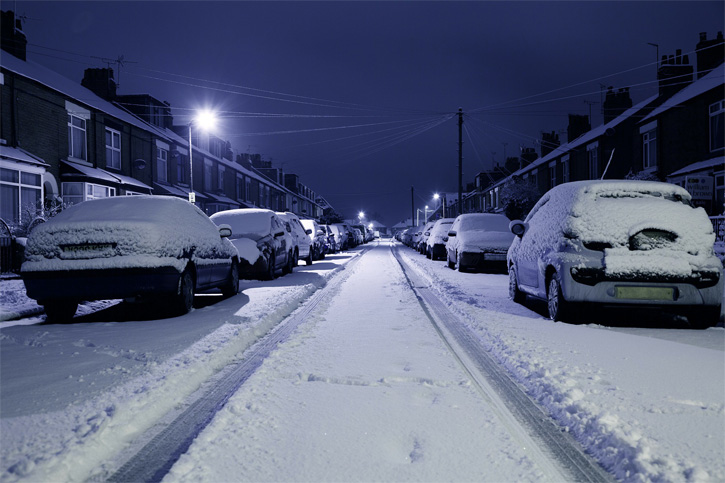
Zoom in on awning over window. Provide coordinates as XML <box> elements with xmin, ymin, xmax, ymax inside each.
<box><xmin>100</xmin><ymin>169</ymin><xmax>152</xmax><ymax>193</ymax></box>
<box><xmin>61</xmin><ymin>161</ymin><xmax>152</xmax><ymax>193</ymax></box>
<box><xmin>61</xmin><ymin>160</ymin><xmax>119</xmax><ymax>183</ymax></box>
<box><xmin>0</xmin><ymin>146</ymin><xmax>49</xmax><ymax>167</ymax></box>
<box><xmin>153</xmin><ymin>183</ymin><xmax>209</xmax><ymax>201</ymax></box>
<box><xmin>205</xmin><ymin>192</ymin><xmax>241</xmax><ymax>207</ymax></box>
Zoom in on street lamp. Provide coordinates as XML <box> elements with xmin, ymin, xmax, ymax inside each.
<box><xmin>424</xmin><ymin>205</ymin><xmax>430</xmax><ymax>223</ymax></box>
<box><xmin>358</xmin><ymin>211</ymin><xmax>365</xmax><ymax>221</ymax></box>
<box><xmin>188</xmin><ymin>109</ymin><xmax>217</xmax><ymax>204</ymax></box>
<box><xmin>434</xmin><ymin>192</ymin><xmax>447</xmax><ymax>218</ymax></box>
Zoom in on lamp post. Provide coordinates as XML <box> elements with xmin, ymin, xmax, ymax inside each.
<box><xmin>187</xmin><ymin>109</ymin><xmax>217</xmax><ymax>204</ymax></box>
<box><xmin>424</xmin><ymin>205</ymin><xmax>429</xmax><ymax>223</ymax></box>
<box><xmin>434</xmin><ymin>193</ymin><xmax>447</xmax><ymax>218</ymax></box>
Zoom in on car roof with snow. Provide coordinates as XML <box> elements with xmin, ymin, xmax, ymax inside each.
<box><xmin>210</xmin><ymin>208</ymin><xmax>276</xmax><ymax>238</ymax></box>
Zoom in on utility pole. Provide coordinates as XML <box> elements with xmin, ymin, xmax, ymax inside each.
<box><xmin>457</xmin><ymin>108</ymin><xmax>463</xmax><ymax>216</ymax></box>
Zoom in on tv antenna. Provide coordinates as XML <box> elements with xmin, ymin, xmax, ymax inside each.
<box><xmin>91</xmin><ymin>54</ymin><xmax>137</xmax><ymax>89</ymax></box>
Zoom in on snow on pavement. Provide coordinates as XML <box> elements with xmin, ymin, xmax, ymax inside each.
<box><xmin>398</xmin><ymin>244</ymin><xmax>725</xmax><ymax>482</ymax></box>
<box><xmin>163</xmin><ymin>243</ymin><xmax>557</xmax><ymax>482</ymax></box>
<box><xmin>0</xmin><ymin>253</ymin><xmax>354</xmax><ymax>482</ymax></box>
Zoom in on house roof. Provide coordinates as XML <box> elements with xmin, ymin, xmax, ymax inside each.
<box><xmin>641</xmin><ymin>64</ymin><xmax>725</xmax><ymax>123</ymax></box>
<box><xmin>667</xmin><ymin>156</ymin><xmax>725</xmax><ymax>177</ymax></box>
<box><xmin>0</xmin><ymin>54</ymin><xmax>172</xmax><ymax>140</ymax></box>
<box><xmin>483</xmin><ymin>93</ymin><xmax>660</xmax><ymax>193</ymax></box>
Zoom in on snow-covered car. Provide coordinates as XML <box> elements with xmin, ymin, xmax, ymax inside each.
<box><xmin>507</xmin><ymin>180</ymin><xmax>723</xmax><ymax>327</ymax></box>
<box><xmin>210</xmin><ymin>208</ymin><xmax>295</xmax><ymax>280</ymax></box>
<box><xmin>446</xmin><ymin>213</ymin><xmax>514</xmax><ymax>272</ymax></box>
<box><xmin>300</xmin><ymin>219</ymin><xmax>326</xmax><ymax>261</ymax></box>
<box><xmin>329</xmin><ymin>224</ymin><xmax>348</xmax><ymax>251</ymax></box>
<box><xmin>21</xmin><ymin>196</ymin><xmax>240</xmax><ymax>321</ymax></box>
<box><xmin>426</xmin><ymin>218</ymin><xmax>455</xmax><ymax>260</ymax></box>
<box><xmin>320</xmin><ymin>224</ymin><xmax>338</xmax><ymax>253</ymax></box>
<box><xmin>351</xmin><ymin>228</ymin><xmax>364</xmax><ymax>246</ymax></box>
<box><xmin>277</xmin><ymin>212</ymin><xmax>311</xmax><ymax>265</ymax></box>
<box><xmin>418</xmin><ymin>221</ymin><xmax>436</xmax><ymax>254</ymax></box>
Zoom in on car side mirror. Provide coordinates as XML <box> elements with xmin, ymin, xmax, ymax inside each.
<box><xmin>509</xmin><ymin>220</ymin><xmax>527</xmax><ymax>237</ymax></box>
<box><xmin>425</xmin><ymin>232</ymin><xmax>430</xmax><ymax>236</ymax></box>
<box><xmin>447</xmin><ymin>231</ymin><xmax>456</xmax><ymax>237</ymax></box>
<box><xmin>218</xmin><ymin>224</ymin><xmax>232</xmax><ymax>238</ymax></box>
<box><xmin>306</xmin><ymin>229</ymin><xmax>312</xmax><ymax>235</ymax></box>
<box><xmin>274</xmin><ymin>231</ymin><xmax>285</xmax><ymax>238</ymax></box>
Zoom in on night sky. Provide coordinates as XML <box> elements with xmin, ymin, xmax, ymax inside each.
<box><xmin>9</xmin><ymin>1</ymin><xmax>725</xmax><ymax>225</ymax></box>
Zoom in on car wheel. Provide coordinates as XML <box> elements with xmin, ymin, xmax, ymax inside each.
<box><xmin>305</xmin><ymin>249</ymin><xmax>313</xmax><ymax>266</ymax></box>
<box><xmin>547</xmin><ymin>272</ymin><xmax>573</xmax><ymax>322</ymax></box>
<box><xmin>447</xmin><ymin>252</ymin><xmax>455</xmax><ymax>269</ymax></box>
<box><xmin>509</xmin><ymin>267</ymin><xmax>525</xmax><ymax>304</ymax></box>
<box><xmin>221</xmin><ymin>260</ymin><xmax>240</xmax><ymax>298</ymax></box>
<box><xmin>43</xmin><ymin>300</ymin><xmax>78</xmax><ymax>323</ymax></box>
<box><xmin>171</xmin><ymin>269</ymin><xmax>195</xmax><ymax>316</ymax></box>
<box><xmin>262</xmin><ymin>254</ymin><xmax>276</xmax><ymax>280</ymax></box>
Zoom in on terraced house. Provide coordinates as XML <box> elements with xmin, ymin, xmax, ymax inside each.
<box><xmin>0</xmin><ymin>10</ymin><xmax>324</xmax><ymax>229</ymax></box>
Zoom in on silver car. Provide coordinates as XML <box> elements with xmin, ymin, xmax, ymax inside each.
<box><xmin>507</xmin><ymin>180</ymin><xmax>723</xmax><ymax>327</ymax></box>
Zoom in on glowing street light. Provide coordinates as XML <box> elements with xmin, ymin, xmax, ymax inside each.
<box><xmin>434</xmin><ymin>192</ymin><xmax>446</xmax><ymax>218</ymax></box>
<box><xmin>424</xmin><ymin>205</ymin><xmax>430</xmax><ymax>222</ymax></box>
<box><xmin>188</xmin><ymin>109</ymin><xmax>218</xmax><ymax>203</ymax></box>
<box><xmin>358</xmin><ymin>211</ymin><xmax>365</xmax><ymax>220</ymax></box>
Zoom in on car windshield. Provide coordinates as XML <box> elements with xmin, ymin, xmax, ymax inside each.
<box><xmin>459</xmin><ymin>215</ymin><xmax>510</xmax><ymax>232</ymax></box>
<box><xmin>211</xmin><ymin>210</ymin><xmax>271</xmax><ymax>237</ymax></box>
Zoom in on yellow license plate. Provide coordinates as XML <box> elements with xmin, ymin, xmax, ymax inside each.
<box><xmin>614</xmin><ymin>286</ymin><xmax>674</xmax><ymax>301</ymax></box>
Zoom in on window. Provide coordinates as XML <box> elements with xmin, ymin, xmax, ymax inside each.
<box><xmin>236</xmin><ymin>175</ymin><xmax>245</xmax><ymax>201</ymax></box>
<box><xmin>177</xmin><ymin>156</ymin><xmax>185</xmax><ymax>185</ymax></box>
<box><xmin>642</xmin><ymin>129</ymin><xmax>657</xmax><ymax>169</ymax></box>
<box><xmin>562</xmin><ymin>155</ymin><xmax>570</xmax><ymax>183</ymax></box>
<box><xmin>587</xmin><ymin>144</ymin><xmax>599</xmax><ymax>179</ymax></box>
<box><xmin>68</xmin><ymin>114</ymin><xmax>87</xmax><ymax>160</ymax></box>
<box><xmin>105</xmin><ymin>127</ymin><xmax>121</xmax><ymax>170</ymax></box>
<box><xmin>549</xmin><ymin>161</ymin><xmax>557</xmax><ymax>189</ymax></box>
<box><xmin>204</xmin><ymin>160</ymin><xmax>213</xmax><ymax>192</ymax></box>
<box><xmin>61</xmin><ymin>182</ymin><xmax>115</xmax><ymax>206</ymax></box>
<box><xmin>0</xmin><ymin>167</ymin><xmax>42</xmax><ymax>223</ymax></box>
<box><xmin>156</xmin><ymin>147</ymin><xmax>168</xmax><ymax>182</ymax></box>
<box><xmin>710</xmin><ymin>100</ymin><xmax>724</xmax><ymax>152</ymax></box>
<box><xmin>218</xmin><ymin>165</ymin><xmax>225</xmax><ymax>192</ymax></box>
<box><xmin>245</xmin><ymin>178</ymin><xmax>251</xmax><ymax>202</ymax></box>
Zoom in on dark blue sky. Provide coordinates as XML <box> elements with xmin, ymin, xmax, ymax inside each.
<box><xmin>11</xmin><ymin>1</ymin><xmax>725</xmax><ymax>224</ymax></box>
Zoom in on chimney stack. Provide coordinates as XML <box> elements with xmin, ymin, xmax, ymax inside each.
<box><xmin>696</xmin><ymin>31</ymin><xmax>725</xmax><ymax>79</ymax></box>
<box><xmin>603</xmin><ymin>86</ymin><xmax>633</xmax><ymax>123</ymax></box>
<box><xmin>1</xmin><ymin>10</ymin><xmax>27</xmax><ymax>61</ymax></box>
<box><xmin>81</xmin><ymin>68</ymin><xmax>118</xmax><ymax>101</ymax></box>
<box><xmin>657</xmin><ymin>48</ymin><xmax>694</xmax><ymax>98</ymax></box>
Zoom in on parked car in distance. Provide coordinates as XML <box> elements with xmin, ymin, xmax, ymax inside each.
<box><xmin>507</xmin><ymin>180</ymin><xmax>723</xmax><ymax>327</ymax></box>
<box><xmin>210</xmin><ymin>208</ymin><xmax>295</xmax><ymax>280</ymax></box>
<box><xmin>446</xmin><ymin>213</ymin><xmax>514</xmax><ymax>272</ymax></box>
<box><xmin>426</xmin><ymin>218</ymin><xmax>456</xmax><ymax>260</ymax></box>
<box><xmin>277</xmin><ymin>212</ymin><xmax>312</xmax><ymax>265</ymax></box>
<box><xmin>300</xmin><ymin>219</ymin><xmax>326</xmax><ymax>261</ymax></box>
<box><xmin>418</xmin><ymin>221</ymin><xmax>436</xmax><ymax>254</ymax></box>
<box><xmin>21</xmin><ymin>196</ymin><xmax>240</xmax><ymax>321</ymax></box>
<box><xmin>321</xmin><ymin>224</ymin><xmax>338</xmax><ymax>254</ymax></box>
<box><xmin>331</xmin><ymin>224</ymin><xmax>351</xmax><ymax>250</ymax></box>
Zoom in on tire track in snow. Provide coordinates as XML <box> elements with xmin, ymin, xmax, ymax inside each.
<box><xmin>391</xmin><ymin>244</ymin><xmax>613</xmax><ymax>483</ymax></box>
<box><xmin>106</xmin><ymin>249</ymin><xmax>370</xmax><ymax>483</ymax></box>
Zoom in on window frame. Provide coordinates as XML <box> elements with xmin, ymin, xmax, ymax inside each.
<box><xmin>710</xmin><ymin>100</ymin><xmax>724</xmax><ymax>152</ymax></box>
<box><xmin>105</xmin><ymin>127</ymin><xmax>121</xmax><ymax>170</ymax></box>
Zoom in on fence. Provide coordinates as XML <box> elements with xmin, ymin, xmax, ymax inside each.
<box><xmin>0</xmin><ymin>218</ymin><xmax>14</xmax><ymax>274</ymax></box>
<box><xmin>712</xmin><ymin>216</ymin><xmax>725</xmax><ymax>243</ymax></box>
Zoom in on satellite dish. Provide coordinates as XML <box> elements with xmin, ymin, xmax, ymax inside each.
<box><xmin>605</xmin><ymin>128</ymin><xmax>616</xmax><ymax>137</ymax></box>
<box><xmin>133</xmin><ymin>159</ymin><xmax>147</xmax><ymax>170</ymax></box>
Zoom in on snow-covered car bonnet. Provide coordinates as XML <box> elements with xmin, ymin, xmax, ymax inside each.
<box><xmin>23</xmin><ymin>196</ymin><xmax>237</xmax><ymax>268</ymax></box>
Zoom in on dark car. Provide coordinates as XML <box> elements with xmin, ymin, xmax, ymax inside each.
<box><xmin>21</xmin><ymin>196</ymin><xmax>240</xmax><ymax>322</ymax></box>
<box><xmin>210</xmin><ymin>208</ymin><xmax>295</xmax><ymax>280</ymax></box>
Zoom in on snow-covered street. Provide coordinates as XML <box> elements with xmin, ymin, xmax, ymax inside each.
<box><xmin>1</xmin><ymin>240</ymin><xmax>724</xmax><ymax>482</ymax></box>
